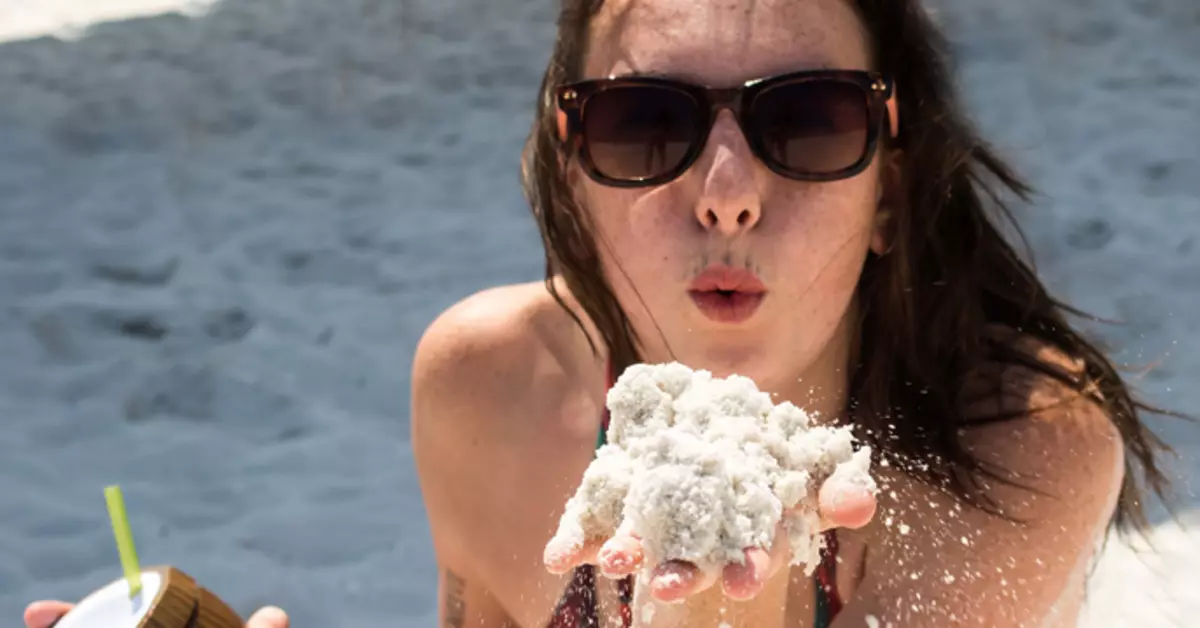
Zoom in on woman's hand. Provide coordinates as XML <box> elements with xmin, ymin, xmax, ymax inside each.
<box><xmin>544</xmin><ymin>478</ymin><xmax>876</xmax><ymax>602</ymax></box>
<box><xmin>24</xmin><ymin>600</ymin><xmax>290</xmax><ymax>628</ymax></box>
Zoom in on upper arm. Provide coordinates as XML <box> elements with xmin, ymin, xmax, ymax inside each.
<box><xmin>411</xmin><ymin>293</ymin><xmax>528</xmax><ymax>627</ymax></box>
<box><xmin>411</xmin><ymin>289</ymin><xmax>587</xmax><ymax>627</ymax></box>
<box><xmin>837</xmin><ymin>365</ymin><xmax>1125</xmax><ymax>627</ymax></box>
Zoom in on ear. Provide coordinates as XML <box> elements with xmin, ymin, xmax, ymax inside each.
<box><xmin>564</xmin><ymin>159</ymin><xmax>581</xmax><ymax>190</ymax></box>
<box><xmin>871</xmin><ymin>148</ymin><xmax>904</xmax><ymax>256</ymax></box>
<box><xmin>870</xmin><ymin>211</ymin><xmax>891</xmax><ymax>255</ymax></box>
<box><xmin>556</xmin><ymin>108</ymin><xmax>569</xmax><ymax>143</ymax></box>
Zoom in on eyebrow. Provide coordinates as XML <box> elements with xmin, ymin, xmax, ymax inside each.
<box><xmin>605</xmin><ymin>61</ymin><xmax>842</xmax><ymax>86</ymax></box>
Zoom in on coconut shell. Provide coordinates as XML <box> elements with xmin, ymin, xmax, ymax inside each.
<box><xmin>193</xmin><ymin>585</ymin><xmax>244</xmax><ymax>628</ymax></box>
<box><xmin>138</xmin><ymin>566</ymin><xmax>198</xmax><ymax>628</ymax></box>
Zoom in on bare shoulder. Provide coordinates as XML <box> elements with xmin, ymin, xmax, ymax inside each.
<box><xmin>960</xmin><ymin>328</ymin><xmax>1124</xmax><ymax>523</ymax></box>
<box><xmin>412</xmin><ymin>280</ymin><xmax>604</xmax><ymax>427</ymax></box>
<box><xmin>413</xmin><ymin>281</ymin><xmax>554</xmax><ymax>390</ymax></box>
<box><xmin>843</xmin><ymin>331</ymin><xmax>1127</xmax><ymax>625</ymax></box>
<box><xmin>411</xmin><ymin>279</ymin><xmax>609</xmax><ymax>472</ymax></box>
<box><xmin>411</xmin><ymin>280</ymin><xmax>606</xmax><ymax>627</ymax></box>
<box><xmin>414</xmin><ymin>283</ymin><xmax>536</xmax><ymax>396</ymax></box>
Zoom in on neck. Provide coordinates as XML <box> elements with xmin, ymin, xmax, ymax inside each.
<box><xmin>639</xmin><ymin>314</ymin><xmax>857</xmax><ymax>423</ymax></box>
<box><xmin>714</xmin><ymin>290</ymin><xmax>857</xmax><ymax>425</ymax></box>
<box><xmin>767</xmin><ymin>308</ymin><xmax>857</xmax><ymax>424</ymax></box>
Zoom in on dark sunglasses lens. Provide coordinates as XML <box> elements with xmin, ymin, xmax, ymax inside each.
<box><xmin>751</xmin><ymin>80</ymin><xmax>870</xmax><ymax>176</ymax></box>
<box><xmin>582</xmin><ymin>86</ymin><xmax>700</xmax><ymax>181</ymax></box>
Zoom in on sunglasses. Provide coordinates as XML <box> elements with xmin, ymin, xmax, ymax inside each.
<box><xmin>556</xmin><ymin>70</ymin><xmax>900</xmax><ymax>188</ymax></box>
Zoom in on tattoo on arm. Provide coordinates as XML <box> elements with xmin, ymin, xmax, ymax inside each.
<box><xmin>444</xmin><ymin>569</ymin><xmax>467</xmax><ymax>628</ymax></box>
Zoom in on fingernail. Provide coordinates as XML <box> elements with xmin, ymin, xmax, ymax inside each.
<box><xmin>737</xmin><ymin>562</ymin><xmax>761</xmax><ymax>581</ymax></box>
<box><xmin>651</xmin><ymin>571</ymin><xmax>686</xmax><ymax>592</ymax></box>
<box><xmin>544</xmin><ymin>544</ymin><xmax>578</xmax><ymax>574</ymax></box>
<box><xmin>544</xmin><ymin>539</ymin><xmax>575</xmax><ymax>562</ymax></box>
<box><xmin>728</xmin><ymin>562</ymin><xmax>762</xmax><ymax>589</ymax></box>
<box><xmin>599</xmin><ymin>547</ymin><xmax>630</xmax><ymax>571</ymax></box>
<box><xmin>253</xmin><ymin>606</ymin><xmax>289</xmax><ymax>626</ymax></box>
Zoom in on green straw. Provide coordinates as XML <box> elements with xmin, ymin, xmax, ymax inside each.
<box><xmin>104</xmin><ymin>485</ymin><xmax>142</xmax><ymax>598</ymax></box>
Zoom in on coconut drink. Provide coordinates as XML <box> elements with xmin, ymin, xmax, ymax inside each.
<box><xmin>52</xmin><ymin>487</ymin><xmax>244</xmax><ymax>628</ymax></box>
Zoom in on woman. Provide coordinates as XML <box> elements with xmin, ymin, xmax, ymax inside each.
<box><xmin>25</xmin><ymin>0</ymin><xmax>1175</xmax><ymax>626</ymax></box>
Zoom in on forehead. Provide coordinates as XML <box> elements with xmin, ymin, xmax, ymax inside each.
<box><xmin>584</xmin><ymin>0</ymin><xmax>872</xmax><ymax>85</ymax></box>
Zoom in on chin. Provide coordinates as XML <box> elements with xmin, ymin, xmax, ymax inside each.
<box><xmin>669</xmin><ymin>322</ymin><xmax>847</xmax><ymax>393</ymax></box>
<box><xmin>662</xmin><ymin>340</ymin><xmax>801</xmax><ymax>392</ymax></box>
<box><xmin>626</xmin><ymin>301</ymin><xmax>847</xmax><ymax>386</ymax></box>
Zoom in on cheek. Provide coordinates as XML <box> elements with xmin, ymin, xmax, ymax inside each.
<box><xmin>760</xmin><ymin>183</ymin><xmax>878</xmax><ymax>290</ymax></box>
<box><xmin>585</xmin><ymin>184</ymin><xmax>692</xmax><ymax>273</ymax></box>
<box><xmin>768</xmin><ymin>181</ymin><xmax>876</xmax><ymax>243</ymax></box>
<box><xmin>590</xmin><ymin>183</ymin><xmax>693</xmax><ymax>236</ymax></box>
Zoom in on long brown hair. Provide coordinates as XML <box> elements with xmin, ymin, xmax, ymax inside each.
<box><xmin>520</xmin><ymin>0</ymin><xmax>1180</xmax><ymax>534</ymax></box>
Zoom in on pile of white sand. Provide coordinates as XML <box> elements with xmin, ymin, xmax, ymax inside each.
<box><xmin>552</xmin><ymin>362</ymin><xmax>876</xmax><ymax>575</ymax></box>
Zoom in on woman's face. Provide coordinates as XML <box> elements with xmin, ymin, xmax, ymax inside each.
<box><xmin>574</xmin><ymin>0</ymin><xmax>892</xmax><ymax>397</ymax></box>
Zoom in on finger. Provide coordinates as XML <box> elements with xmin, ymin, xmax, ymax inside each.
<box><xmin>721</xmin><ymin>548</ymin><xmax>773</xmax><ymax>601</ymax></box>
<box><xmin>24</xmin><ymin>601</ymin><xmax>73</xmax><ymax>628</ymax></box>
<box><xmin>818</xmin><ymin>482</ymin><xmax>877</xmax><ymax>530</ymax></box>
<box><xmin>246</xmin><ymin>605</ymin><xmax>290</xmax><ymax>628</ymax></box>
<box><xmin>648</xmin><ymin>561</ymin><xmax>718</xmax><ymax>603</ymax></box>
<box><xmin>598</xmin><ymin>533</ymin><xmax>644</xmax><ymax>578</ymax></box>
<box><xmin>763</xmin><ymin>519</ymin><xmax>793</xmax><ymax>579</ymax></box>
<box><xmin>544</xmin><ymin>537</ymin><xmax>606</xmax><ymax>574</ymax></box>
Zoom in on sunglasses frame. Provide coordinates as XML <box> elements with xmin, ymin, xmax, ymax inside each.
<box><xmin>556</xmin><ymin>69</ymin><xmax>899</xmax><ymax>188</ymax></box>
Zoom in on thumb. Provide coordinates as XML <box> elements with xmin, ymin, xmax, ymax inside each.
<box><xmin>818</xmin><ymin>480</ymin><xmax>876</xmax><ymax>531</ymax></box>
<box><xmin>246</xmin><ymin>606</ymin><xmax>289</xmax><ymax>628</ymax></box>
<box><xmin>24</xmin><ymin>601</ymin><xmax>73</xmax><ymax>628</ymax></box>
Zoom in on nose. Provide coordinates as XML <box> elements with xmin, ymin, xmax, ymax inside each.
<box><xmin>693</xmin><ymin>111</ymin><xmax>762</xmax><ymax>237</ymax></box>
